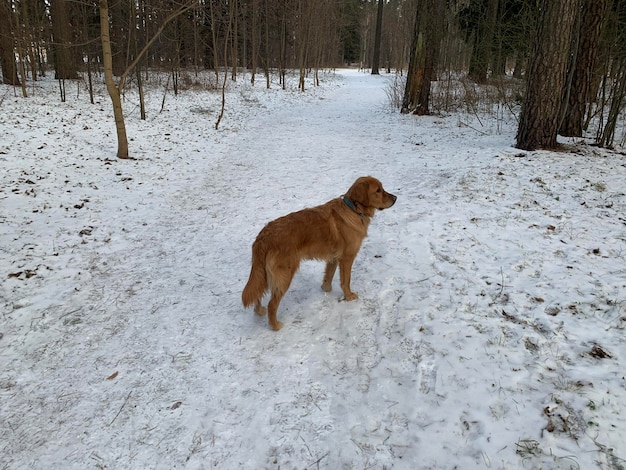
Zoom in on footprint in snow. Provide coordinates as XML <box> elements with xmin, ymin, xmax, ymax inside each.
<box><xmin>418</xmin><ymin>360</ymin><xmax>437</xmax><ymax>394</ymax></box>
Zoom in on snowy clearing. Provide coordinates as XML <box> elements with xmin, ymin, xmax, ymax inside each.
<box><xmin>1</xmin><ymin>69</ymin><xmax>625</xmax><ymax>469</ymax></box>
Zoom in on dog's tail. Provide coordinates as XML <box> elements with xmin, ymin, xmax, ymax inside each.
<box><xmin>242</xmin><ymin>240</ymin><xmax>268</xmax><ymax>308</ymax></box>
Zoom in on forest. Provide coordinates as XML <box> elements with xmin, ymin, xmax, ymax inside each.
<box><xmin>2</xmin><ymin>2</ymin><xmax>626</xmax><ymax>469</ymax></box>
<box><xmin>1</xmin><ymin>0</ymin><xmax>626</xmax><ymax>154</ymax></box>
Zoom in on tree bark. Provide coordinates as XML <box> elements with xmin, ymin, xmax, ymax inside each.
<box><xmin>50</xmin><ymin>0</ymin><xmax>77</xmax><ymax>79</ymax></box>
<box><xmin>401</xmin><ymin>0</ymin><xmax>442</xmax><ymax>115</ymax></box>
<box><xmin>0</xmin><ymin>0</ymin><xmax>20</xmax><ymax>85</ymax></box>
<box><xmin>597</xmin><ymin>59</ymin><xmax>626</xmax><ymax>148</ymax></box>
<box><xmin>559</xmin><ymin>0</ymin><xmax>610</xmax><ymax>137</ymax></box>
<box><xmin>516</xmin><ymin>0</ymin><xmax>578</xmax><ymax>151</ymax></box>
<box><xmin>100</xmin><ymin>0</ymin><xmax>130</xmax><ymax>159</ymax></box>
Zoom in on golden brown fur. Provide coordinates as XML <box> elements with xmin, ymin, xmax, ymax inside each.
<box><xmin>242</xmin><ymin>176</ymin><xmax>397</xmax><ymax>330</ymax></box>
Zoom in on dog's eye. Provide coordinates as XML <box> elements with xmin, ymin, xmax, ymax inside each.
<box><xmin>376</xmin><ymin>187</ymin><xmax>382</xmax><ymax>193</ymax></box>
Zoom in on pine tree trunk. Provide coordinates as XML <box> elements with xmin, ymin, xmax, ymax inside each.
<box><xmin>516</xmin><ymin>0</ymin><xmax>578</xmax><ymax>151</ymax></box>
<box><xmin>559</xmin><ymin>0</ymin><xmax>609</xmax><ymax>137</ymax></box>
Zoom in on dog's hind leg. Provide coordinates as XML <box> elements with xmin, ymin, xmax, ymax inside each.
<box><xmin>254</xmin><ymin>301</ymin><xmax>267</xmax><ymax>317</ymax></box>
<box><xmin>267</xmin><ymin>290</ymin><xmax>285</xmax><ymax>331</ymax></box>
<box><xmin>321</xmin><ymin>259</ymin><xmax>338</xmax><ymax>292</ymax></box>
<box><xmin>266</xmin><ymin>260</ymin><xmax>298</xmax><ymax>331</ymax></box>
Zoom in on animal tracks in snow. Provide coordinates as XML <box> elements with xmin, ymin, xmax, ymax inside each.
<box><xmin>418</xmin><ymin>360</ymin><xmax>438</xmax><ymax>395</ymax></box>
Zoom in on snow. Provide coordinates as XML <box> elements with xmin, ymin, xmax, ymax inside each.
<box><xmin>1</xmin><ymin>69</ymin><xmax>625</xmax><ymax>469</ymax></box>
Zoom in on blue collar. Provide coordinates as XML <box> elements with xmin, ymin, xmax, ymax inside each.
<box><xmin>342</xmin><ymin>196</ymin><xmax>366</xmax><ymax>219</ymax></box>
<box><xmin>342</xmin><ymin>196</ymin><xmax>357</xmax><ymax>212</ymax></box>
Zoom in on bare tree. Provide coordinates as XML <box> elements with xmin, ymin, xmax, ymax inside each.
<box><xmin>99</xmin><ymin>0</ymin><xmax>195</xmax><ymax>159</ymax></box>
<box><xmin>371</xmin><ymin>0</ymin><xmax>383</xmax><ymax>74</ymax></box>
<box><xmin>296</xmin><ymin>0</ymin><xmax>312</xmax><ymax>92</ymax></box>
<box><xmin>215</xmin><ymin>0</ymin><xmax>234</xmax><ymax>130</ymax></box>
<box><xmin>50</xmin><ymin>0</ymin><xmax>78</xmax><ymax>79</ymax></box>
<box><xmin>593</xmin><ymin>0</ymin><xmax>626</xmax><ymax>147</ymax></box>
<box><xmin>0</xmin><ymin>0</ymin><xmax>20</xmax><ymax>85</ymax></box>
<box><xmin>250</xmin><ymin>0</ymin><xmax>260</xmax><ymax>84</ymax></box>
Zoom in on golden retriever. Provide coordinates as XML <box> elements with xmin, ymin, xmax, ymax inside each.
<box><xmin>242</xmin><ymin>176</ymin><xmax>397</xmax><ymax>330</ymax></box>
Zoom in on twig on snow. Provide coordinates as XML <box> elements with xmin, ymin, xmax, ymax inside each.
<box><xmin>109</xmin><ymin>391</ymin><xmax>132</xmax><ymax>426</ymax></box>
<box><xmin>307</xmin><ymin>451</ymin><xmax>329</xmax><ymax>469</ymax></box>
<box><xmin>458</xmin><ymin>120</ymin><xmax>488</xmax><ymax>136</ymax></box>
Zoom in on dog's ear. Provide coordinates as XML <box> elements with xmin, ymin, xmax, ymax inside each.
<box><xmin>345</xmin><ymin>177</ymin><xmax>372</xmax><ymax>207</ymax></box>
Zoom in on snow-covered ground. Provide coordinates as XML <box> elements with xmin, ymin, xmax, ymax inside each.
<box><xmin>1</xmin><ymin>69</ymin><xmax>625</xmax><ymax>469</ymax></box>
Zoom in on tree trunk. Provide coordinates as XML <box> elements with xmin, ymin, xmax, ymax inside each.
<box><xmin>50</xmin><ymin>0</ymin><xmax>77</xmax><ymax>79</ymax></box>
<box><xmin>516</xmin><ymin>0</ymin><xmax>578</xmax><ymax>151</ymax></box>
<box><xmin>230</xmin><ymin>0</ymin><xmax>238</xmax><ymax>82</ymax></box>
<box><xmin>468</xmin><ymin>0</ymin><xmax>499</xmax><ymax>83</ymax></box>
<box><xmin>208</xmin><ymin>0</ymin><xmax>220</xmax><ymax>84</ymax></box>
<box><xmin>559</xmin><ymin>0</ymin><xmax>610</xmax><ymax>137</ymax></box>
<box><xmin>297</xmin><ymin>0</ymin><xmax>311</xmax><ymax>92</ymax></box>
<box><xmin>215</xmin><ymin>0</ymin><xmax>233</xmax><ymax>130</ymax></box>
<box><xmin>100</xmin><ymin>0</ymin><xmax>130</xmax><ymax>159</ymax></box>
<box><xmin>0</xmin><ymin>0</ymin><xmax>20</xmax><ymax>85</ymax></box>
<box><xmin>250</xmin><ymin>0</ymin><xmax>259</xmax><ymax>85</ymax></box>
<box><xmin>263</xmin><ymin>0</ymin><xmax>270</xmax><ymax>89</ymax></box>
<box><xmin>21</xmin><ymin>0</ymin><xmax>38</xmax><ymax>81</ymax></box>
<box><xmin>401</xmin><ymin>0</ymin><xmax>442</xmax><ymax>115</ymax></box>
<box><xmin>110</xmin><ymin>0</ymin><xmax>127</xmax><ymax>76</ymax></box>
<box><xmin>371</xmin><ymin>0</ymin><xmax>383</xmax><ymax>75</ymax></box>
<box><xmin>99</xmin><ymin>0</ymin><xmax>195</xmax><ymax>158</ymax></box>
<box><xmin>597</xmin><ymin>59</ymin><xmax>626</xmax><ymax>148</ymax></box>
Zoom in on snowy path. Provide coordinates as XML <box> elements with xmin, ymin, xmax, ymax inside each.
<box><xmin>1</xmin><ymin>70</ymin><xmax>625</xmax><ymax>469</ymax></box>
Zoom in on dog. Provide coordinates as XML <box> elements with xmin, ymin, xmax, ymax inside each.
<box><xmin>242</xmin><ymin>176</ymin><xmax>397</xmax><ymax>330</ymax></box>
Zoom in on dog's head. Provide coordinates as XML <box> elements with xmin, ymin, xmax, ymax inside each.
<box><xmin>345</xmin><ymin>176</ymin><xmax>397</xmax><ymax>216</ymax></box>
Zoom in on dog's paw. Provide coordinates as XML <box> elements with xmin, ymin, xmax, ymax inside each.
<box><xmin>254</xmin><ymin>305</ymin><xmax>267</xmax><ymax>316</ymax></box>
<box><xmin>269</xmin><ymin>320</ymin><xmax>284</xmax><ymax>331</ymax></box>
<box><xmin>344</xmin><ymin>292</ymin><xmax>359</xmax><ymax>301</ymax></box>
<box><xmin>321</xmin><ymin>282</ymin><xmax>332</xmax><ymax>292</ymax></box>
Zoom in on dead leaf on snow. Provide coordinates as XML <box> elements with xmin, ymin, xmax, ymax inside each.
<box><xmin>589</xmin><ymin>345</ymin><xmax>612</xmax><ymax>359</ymax></box>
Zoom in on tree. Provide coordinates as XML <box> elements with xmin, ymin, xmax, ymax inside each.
<box><xmin>0</xmin><ymin>0</ymin><xmax>20</xmax><ymax>85</ymax></box>
<box><xmin>560</xmin><ymin>0</ymin><xmax>610</xmax><ymax>137</ymax></box>
<box><xmin>460</xmin><ymin>0</ymin><xmax>499</xmax><ymax>83</ymax></box>
<box><xmin>99</xmin><ymin>0</ymin><xmax>195</xmax><ymax>159</ymax></box>
<box><xmin>50</xmin><ymin>0</ymin><xmax>78</xmax><ymax>79</ymax></box>
<box><xmin>593</xmin><ymin>0</ymin><xmax>626</xmax><ymax>148</ymax></box>
<box><xmin>371</xmin><ymin>0</ymin><xmax>383</xmax><ymax>74</ymax></box>
<box><xmin>338</xmin><ymin>0</ymin><xmax>362</xmax><ymax>64</ymax></box>
<box><xmin>516</xmin><ymin>0</ymin><xmax>578</xmax><ymax>150</ymax></box>
<box><xmin>99</xmin><ymin>0</ymin><xmax>130</xmax><ymax>159</ymax></box>
<box><xmin>401</xmin><ymin>0</ymin><xmax>444</xmax><ymax>115</ymax></box>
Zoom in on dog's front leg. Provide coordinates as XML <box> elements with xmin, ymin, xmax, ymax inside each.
<box><xmin>339</xmin><ymin>256</ymin><xmax>358</xmax><ymax>301</ymax></box>
<box><xmin>321</xmin><ymin>259</ymin><xmax>338</xmax><ymax>292</ymax></box>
